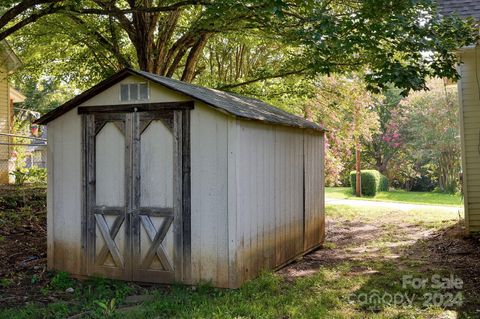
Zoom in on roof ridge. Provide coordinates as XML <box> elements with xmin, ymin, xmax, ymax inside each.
<box><xmin>37</xmin><ymin>68</ymin><xmax>325</xmax><ymax>131</ymax></box>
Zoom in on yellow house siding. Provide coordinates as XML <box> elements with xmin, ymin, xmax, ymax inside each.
<box><xmin>0</xmin><ymin>67</ymin><xmax>10</xmax><ymax>184</ymax></box>
<box><xmin>459</xmin><ymin>48</ymin><xmax>480</xmax><ymax>232</ymax></box>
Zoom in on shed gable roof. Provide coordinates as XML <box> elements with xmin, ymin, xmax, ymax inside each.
<box><xmin>36</xmin><ymin>68</ymin><xmax>324</xmax><ymax>131</ymax></box>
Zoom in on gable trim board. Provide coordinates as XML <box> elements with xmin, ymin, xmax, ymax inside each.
<box><xmin>36</xmin><ymin>68</ymin><xmax>324</xmax><ymax>132</ymax></box>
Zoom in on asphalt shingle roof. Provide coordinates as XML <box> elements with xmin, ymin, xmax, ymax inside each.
<box><xmin>131</xmin><ymin>69</ymin><xmax>322</xmax><ymax>131</ymax></box>
<box><xmin>37</xmin><ymin>68</ymin><xmax>323</xmax><ymax>131</ymax></box>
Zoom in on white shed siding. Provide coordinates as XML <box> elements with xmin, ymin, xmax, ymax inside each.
<box><xmin>190</xmin><ymin>102</ymin><xmax>229</xmax><ymax>287</ymax></box>
<box><xmin>47</xmin><ymin>108</ymin><xmax>83</xmax><ymax>274</ymax></box>
<box><xmin>304</xmin><ymin>132</ymin><xmax>325</xmax><ymax>249</ymax></box>
<box><xmin>459</xmin><ymin>48</ymin><xmax>480</xmax><ymax>232</ymax></box>
<box><xmin>234</xmin><ymin>121</ymin><xmax>277</xmax><ymax>283</ymax></box>
<box><xmin>233</xmin><ymin>121</ymin><xmax>322</xmax><ymax>285</ymax></box>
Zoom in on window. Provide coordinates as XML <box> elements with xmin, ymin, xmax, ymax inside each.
<box><xmin>120</xmin><ymin>83</ymin><xmax>149</xmax><ymax>101</ymax></box>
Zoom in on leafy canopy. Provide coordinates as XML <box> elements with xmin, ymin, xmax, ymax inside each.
<box><xmin>0</xmin><ymin>0</ymin><xmax>477</xmax><ymax>99</ymax></box>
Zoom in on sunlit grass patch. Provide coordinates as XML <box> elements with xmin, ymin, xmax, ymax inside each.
<box><xmin>326</xmin><ymin>187</ymin><xmax>463</xmax><ymax>206</ymax></box>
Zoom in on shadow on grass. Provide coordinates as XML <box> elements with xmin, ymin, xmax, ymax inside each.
<box><xmin>326</xmin><ymin>220</ymin><xmax>480</xmax><ymax>318</ymax></box>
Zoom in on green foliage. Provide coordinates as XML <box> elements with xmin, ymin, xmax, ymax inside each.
<box><xmin>10</xmin><ymin>167</ymin><xmax>47</xmax><ymax>186</ymax></box>
<box><xmin>372</xmin><ymin>83</ymin><xmax>461</xmax><ymax>194</ymax></box>
<box><xmin>379</xmin><ymin>174</ymin><xmax>389</xmax><ymax>192</ymax></box>
<box><xmin>0</xmin><ymin>278</ymin><xmax>12</xmax><ymax>287</ymax></box>
<box><xmin>11</xmin><ymin>168</ymin><xmax>28</xmax><ymax>186</ymax></box>
<box><xmin>94</xmin><ymin>298</ymin><xmax>117</xmax><ymax>318</ymax></box>
<box><xmin>350</xmin><ymin>170</ymin><xmax>388</xmax><ymax>196</ymax></box>
<box><xmin>48</xmin><ymin>271</ymin><xmax>74</xmax><ymax>291</ymax></box>
<box><xmin>1</xmin><ymin>0</ymin><xmax>478</xmax><ymax>113</ymax></box>
<box><xmin>308</xmin><ymin>75</ymin><xmax>380</xmax><ymax>186</ymax></box>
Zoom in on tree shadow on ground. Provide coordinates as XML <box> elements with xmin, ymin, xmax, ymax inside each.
<box><xmin>279</xmin><ymin>218</ymin><xmax>480</xmax><ymax>318</ymax></box>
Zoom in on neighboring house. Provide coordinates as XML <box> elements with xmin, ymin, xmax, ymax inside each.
<box><xmin>0</xmin><ymin>41</ymin><xmax>22</xmax><ymax>184</ymax></box>
<box><xmin>439</xmin><ymin>0</ymin><xmax>480</xmax><ymax>233</ymax></box>
<box><xmin>25</xmin><ymin>127</ymin><xmax>47</xmax><ymax>169</ymax></box>
<box><xmin>35</xmin><ymin>68</ymin><xmax>326</xmax><ymax>288</ymax></box>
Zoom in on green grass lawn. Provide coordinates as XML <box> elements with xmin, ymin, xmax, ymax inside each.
<box><xmin>326</xmin><ymin>187</ymin><xmax>463</xmax><ymax>206</ymax></box>
<box><xmin>2</xmin><ymin>203</ymin><xmax>475</xmax><ymax>319</ymax></box>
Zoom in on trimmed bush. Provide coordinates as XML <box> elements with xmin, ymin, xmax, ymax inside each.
<box><xmin>350</xmin><ymin>170</ymin><xmax>389</xmax><ymax>196</ymax></box>
<box><xmin>379</xmin><ymin>174</ymin><xmax>389</xmax><ymax>192</ymax></box>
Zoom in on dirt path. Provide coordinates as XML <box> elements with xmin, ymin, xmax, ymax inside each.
<box><xmin>325</xmin><ymin>197</ymin><xmax>463</xmax><ymax>213</ymax></box>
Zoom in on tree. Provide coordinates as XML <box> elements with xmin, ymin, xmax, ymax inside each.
<box><xmin>0</xmin><ymin>0</ymin><xmax>478</xmax><ymax>92</ymax></box>
<box><xmin>364</xmin><ymin>85</ymin><xmax>403</xmax><ymax>174</ymax></box>
<box><xmin>400</xmin><ymin>82</ymin><xmax>461</xmax><ymax>193</ymax></box>
<box><xmin>307</xmin><ymin>75</ymin><xmax>379</xmax><ymax>195</ymax></box>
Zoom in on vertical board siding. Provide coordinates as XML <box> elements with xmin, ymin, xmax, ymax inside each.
<box><xmin>235</xmin><ymin>121</ymin><xmax>315</xmax><ymax>284</ymax></box>
<box><xmin>459</xmin><ymin>49</ymin><xmax>480</xmax><ymax>232</ymax></box>
<box><xmin>48</xmin><ymin>108</ymin><xmax>84</xmax><ymax>275</ymax></box>
<box><xmin>190</xmin><ymin>103</ymin><xmax>229</xmax><ymax>287</ymax></box>
<box><xmin>236</xmin><ymin>122</ymin><xmax>277</xmax><ymax>282</ymax></box>
<box><xmin>304</xmin><ymin>132</ymin><xmax>326</xmax><ymax>249</ymax></box>
<box><xmin>0</xmin><ymin>69</ymin><xmax>9</xmax><ymax>184</ymax></box>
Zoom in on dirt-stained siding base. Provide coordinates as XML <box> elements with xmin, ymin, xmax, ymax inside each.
<box><xmin>47</xmin><ymin>108</ymin><xmax>84</xmax><ymax>275</ymax></box>
<box><xmin>233</xmin><ymin>121</ymin><xmax>325</xmax><ymax>286</ymax></box>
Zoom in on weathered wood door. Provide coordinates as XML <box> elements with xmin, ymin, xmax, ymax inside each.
<box><xmin>82</xmin><ymin>106</ymin><xmax>191</xmax><ymax>283</ymax></box>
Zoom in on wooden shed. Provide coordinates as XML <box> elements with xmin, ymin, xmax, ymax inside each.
<box><xmin>36</xmin><ymin>68</ymin><xmax>326</xmax><ymax>288</ymax></box>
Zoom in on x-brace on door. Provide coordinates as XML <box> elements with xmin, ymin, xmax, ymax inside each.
<box><xmin>82</xmin><ymin>105</ymin><xmax>191</xmax><ymax>283</ymax></box>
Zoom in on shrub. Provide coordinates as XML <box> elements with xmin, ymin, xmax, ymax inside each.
<box><xmin>10</xmin><ymin>167</ymin><xmax>47</xmax><ymax>186</ymax></box>
<box><xmin>379</xmin><ymin>174</ymin><xmax>389</xmax><ymax>192</ymax></box>
<box><xmin>350</xmin><ymin>170</ymin><xmax>389</xmax><ymax>196</ymax></box>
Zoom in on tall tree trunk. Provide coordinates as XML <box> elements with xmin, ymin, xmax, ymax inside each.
<box><xmin>355</xmin><ymin>140</ymin><xmax>362</xmax><ymax>197</ymax></box>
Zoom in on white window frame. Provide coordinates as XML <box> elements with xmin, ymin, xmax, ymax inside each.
<box><xmin>119</xmin><ymin>82</ymin><xmax>150</xmax><ymax>102</ymax></box>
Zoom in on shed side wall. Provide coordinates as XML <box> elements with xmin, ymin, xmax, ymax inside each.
<box><xmin>304</xmin><ymin>132</ymin><xmax>325</xmax><ymax>249</ymax></box>
<box><xmin>233</xmin><ymin>121</ymin><xmax>324</xmax><ymax>285</ymax></box>
<box><xmin>459</xmin><ymin>49</ymin><xmax>480</xmax><ymax>232</ymax></box>
<box><xmin>47</xmin><ymin>108</ymin><xmax>84</xmax><ymax>274</ymax></box>
<box><xmin>190</xmin><ymin>102</ymin><xmax>229</xmax><ymax>287</ymax></box>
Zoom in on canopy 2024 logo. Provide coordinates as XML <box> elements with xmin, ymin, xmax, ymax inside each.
<box><xmin>348</xmin><ymin>274</ymin><xmax>463</xmax><ymax>310</ymax></box>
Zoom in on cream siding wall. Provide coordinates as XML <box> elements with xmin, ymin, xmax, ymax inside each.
<box><xmin>459</xmin><ymin>48</ymin><xmax>480</xmax><ymax>232</ymax></box>
<box><xmin>304</xmin><ymin>132</ymin><xmax>325</xmax><ymax>249</ymax></box>
<box><xmin>231</xmin><ymin>120</ymin><xmax>325</xmax><ymax>286</ymax></box>
<box><xmin>49</xmin><ymin>78</ymin><xmax>230</xmax><ymax>286</ymax></box>
<box><xmin>190</xmin><ymin>102</ymin><xmax>229</xmax><ymax>287</ymax></box>
<box><xmin>0</xmin><ymin>68</ymin><xmax>10</xmax><ymax>184</ymax></box>
<box><xmin>47</xmin><ymin>108</ymin><xmax>83</xmax><ymax>274</ymax></box>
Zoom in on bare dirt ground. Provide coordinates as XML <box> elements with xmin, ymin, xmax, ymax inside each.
<box><xmin>0</xmin><ymin>186</ymin><xmax>50</xmax><ymax>307</ymax></box>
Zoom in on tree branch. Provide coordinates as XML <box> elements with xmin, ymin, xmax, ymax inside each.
<box><xmin>0</xmin><ymin>4</ymin><xmax>63</xmax><ymax>41</ymax></box>
<box><xmin>66</xmin><ymin>14</ymin><xmax>131</xmax><ymax>68</ymax></box>
<box><xmin>66</xmin><ymin>1</ymin><xmax>211</xmax><ymax>15</ymax></box>
<box><xmin>0</xmin><ymin>0</ymin><xmax>61</xmax><ymax>30</ymax></box>
<box><xmin>181</xmin><ymin>32</ymin><xmax>210</xmax><ymax>82</ymax></box>
<box><xmin>217</xmin><ymin>68</ymin><xmax>307</xmax><ymax>90</ymax></box>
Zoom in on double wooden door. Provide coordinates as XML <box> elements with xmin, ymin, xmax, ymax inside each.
<box><xmin>82</xmin><ymin>108</ymin><xmax>189</xmax><ymax>283</ymax></box>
